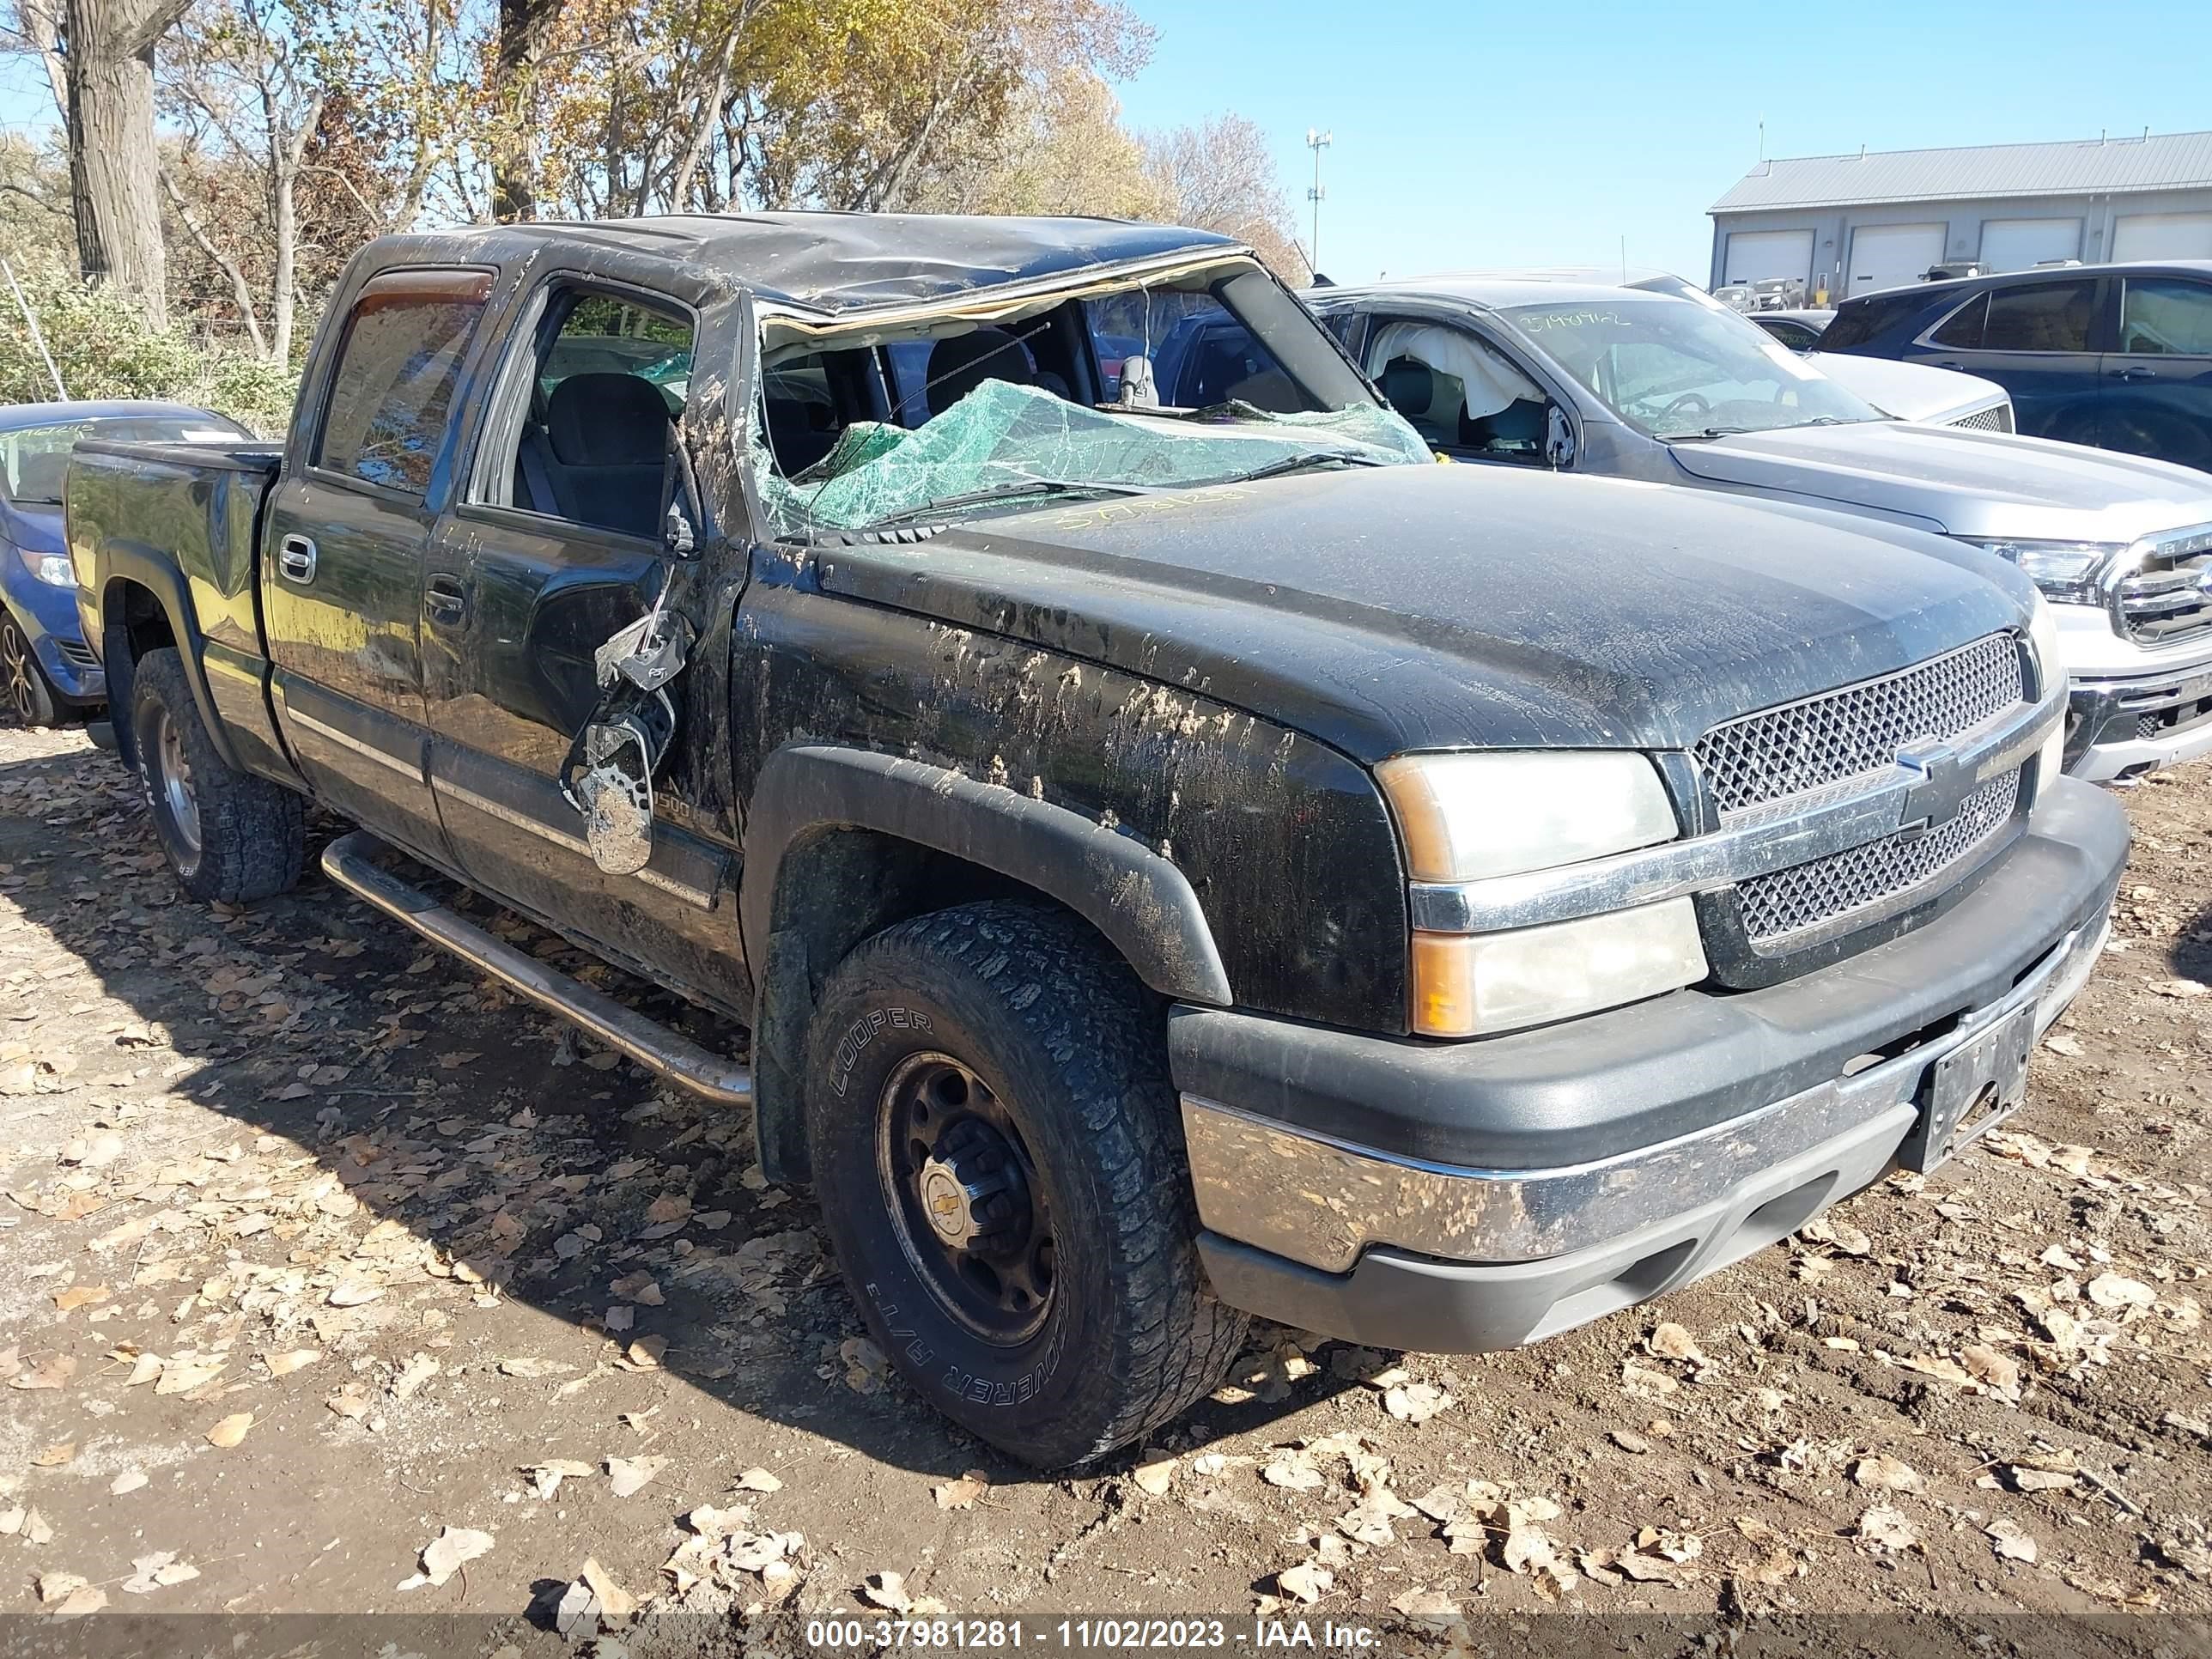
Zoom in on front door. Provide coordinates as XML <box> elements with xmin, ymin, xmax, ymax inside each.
<box><xmin>262</xmin><ymin>267</ymin><xmax>495</xmax><ymax>857</ymax></box>
<box><xmin>2100</xmin><ymin>273</ymin><xmax>2212</xmax><ymax>472</ymax></box>
<box><xmin>1909</xmin><ymin>276</ymin><xmax>2103</xmax><ymax>445</ymax></box>
<box><xmin>421</xmin><ymin>278</ymin><xmax>736</xmax><ymax>994</ymax></box>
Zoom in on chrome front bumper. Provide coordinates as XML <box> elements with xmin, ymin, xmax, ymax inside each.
<box><xmin>2065</xmin><ymin>663</ymin><xmax>2212</xmax><ymax>783</ymax></box>
<box><xmin>1184</xmin><ymin>915</ymin><xmax>2108</xmax><ymax>1276</ymax></box>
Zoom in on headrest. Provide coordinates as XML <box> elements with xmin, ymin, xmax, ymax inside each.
<box><xmin>1379</xmin><ymin>356</ymin><xmax>1434</xmax><ymax>416</ymax></box>
<box><xmin>546</xmin><ymin>374</ymin><xmax>672</xmax><ymax>466</ymax></box>
<box><xmin>926</xmin><ymin>328</ymin><xmax>1034</xmax><ymax>416</ymax></box>
<box><xmin>1481</xmin><ymin>398</ymin><xmax>1548</xmax><ymax>443</ymax></box>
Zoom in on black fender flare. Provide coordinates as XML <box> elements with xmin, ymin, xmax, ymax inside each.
<box><xmin>97</xmin><ymin>543</ymin><xmax>242</xmax><ymax>773</ymax></box>
<box><xmin>739</xmin><ymin>744</ymin><xmax>1234</xmax><ymax>1007</ymax></box>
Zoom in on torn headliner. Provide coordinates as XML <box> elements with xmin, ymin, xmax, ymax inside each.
<box><xmin>392</xmin><ymin>213</ymin><xmax>1241</xmax><ymax>319</ymax></box>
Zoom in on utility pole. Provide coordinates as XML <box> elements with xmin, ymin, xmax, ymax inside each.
<box><xmin>1306</xmin><ymin>128</ymin><xmax>1333</xmax><ymax>275</ymax></box>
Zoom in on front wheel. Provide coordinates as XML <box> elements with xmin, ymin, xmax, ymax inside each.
<box><xmin>805</xmin><ymin>902</ymin><xmax>1247</xmax><ymax>1468</ymax></box>
<box><xmin>130</xmin><ymin>647</ymin><xmax>306</xmax><ymax>903</ymax></box>
<box><xmin>1</xmin><ymin>611</ymin><xmax>58</xmax><ymax>726</ymax></box>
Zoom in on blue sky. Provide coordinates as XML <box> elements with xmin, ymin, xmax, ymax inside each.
<box><xmin>7</xmin><ymin>0</ymin><xmax>2210</xmax><ymax>285</ymax></box>
<box><xmin>1114</xmin><ymin>0</ymin><xmax>2212</xmax><ymax>282</ymax></box>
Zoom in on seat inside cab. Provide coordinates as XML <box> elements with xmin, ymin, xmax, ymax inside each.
<box><xmin>1367</xmin><ymin>319</ymin><xmax>1550</xmax><ymax>465</ymax></box>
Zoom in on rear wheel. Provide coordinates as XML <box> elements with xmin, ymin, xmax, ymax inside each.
<box><xmin>805</xmin><ymin>901</ymin><xmax>1247</xmax><ymax>1468</ymax></box>
<box><xmin>1</xmin><ymin>612</ymin><xmax>57</xmax><ymax>726</ymax></box>
<box><xmin>130</xmin><ymin>647</ymin><xmax>305</xmax><ymax>903</ymax></box>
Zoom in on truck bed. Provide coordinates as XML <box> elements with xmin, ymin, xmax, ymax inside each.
<box><xmin>65</xmin><ymin>438</ymin><xmax>289</xmax><ymax>777</ymax></box>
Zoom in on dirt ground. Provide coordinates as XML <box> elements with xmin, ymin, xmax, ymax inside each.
<box><xmin>3</xmin><ymin>723</ymin><xmax>2211</xmax><ymax>1652</ymax></box>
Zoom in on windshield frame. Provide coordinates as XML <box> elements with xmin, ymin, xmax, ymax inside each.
<box><xmin>1494</xmin><ymin>294</ymin><xmax>1887</xmax><ymax>441</ymax></box>
<box><xmin>748</xmin><ymin>252</ymin><xmax>1423</xmax><ymax>536</ymax></box>
<box><xmin>0</xmin><ymin>412</ymin><xmax>249</xmax><ymax>507</ymax></box>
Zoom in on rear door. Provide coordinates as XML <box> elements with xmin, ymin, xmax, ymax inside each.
<box><xmin>262</xmin><ymin>267</ymin><xmax>494</xmax><ymax>855</ymax></box>
<box><xmin>2099</xmin><ymin>273</ymin><xmax>2212</xmax><ymax>471</ymax></box>
<box><xmin>1910</xmin><ymin>275</ymin><xmax>2104</xmax><ymax>443</ymax></box>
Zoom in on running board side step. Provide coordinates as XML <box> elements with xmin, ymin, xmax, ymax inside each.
<box><xmin>320</xmin><ymin>830</ymin><xmax>754</xmax><ymax>1107</ymax></box>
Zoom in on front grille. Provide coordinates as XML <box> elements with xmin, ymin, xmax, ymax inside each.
<box><xmin>1735</xmin><ymin>769</ymin><xmax>2021</xmax><ymax>945</ymax></box>
<box><xmin>2116</xmin><ymin>532</ymin><xmax>2212</xmax><ymax>647</ymax></box>
<box><xmin>1693</xmin><ymin>632</ymin><xmax>2025</xmax><ymax>816</ymax></box>
<box><xmin>56</xmin><ymin>638</ymin><xmax>98</xmax><ymax>667</ymax></box>
<box><xmin>1946</xmin><ymin>402</ymin><xmax>2014</xmax><ymax>433</ymax></box>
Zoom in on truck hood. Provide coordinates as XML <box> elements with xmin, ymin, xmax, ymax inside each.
<box><xmin>814</xmin><ymin>463</ymin><xmax>2031</xmax><ymax>763</ymax></box>
<box><xmin>1806</xmin><ymin>353</ymin><xmax>2004</xmax><ymax>423</ymax></box>
<box><xmin>1668</xmin><ymin>420</ymin><xmax>2212</xmax><ymax>544</ymax></box>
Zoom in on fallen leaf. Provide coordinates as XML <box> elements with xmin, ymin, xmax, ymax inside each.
<box><xmin>2042</xmin><ymin>1032</ymin><xmax>2085</xmax><ymax>1057</ymax></box>
<box><xmin>155</xmin><ymin>1358</ymin><xmax>224</xmax><ymax>1395</ymax></box>
<box><xmin>579</xmin><ymin>1557</ymin><xmax>636</xmax><ymax>1624</ymax></box>
<box><xmin>52</xmin><ymin>1285</ymin><xmax>109</xmax><ymax>1313</ymax></box>
<box><xmin>21</xmin><ymin>1509</ymin><xmax>54</xmax><ymax>1545</ymax></box>
<box><xmin>109</xmin><ymin>1469</ymin><xmax>147</xmax><ymax>1496</ymax></box>
<box><xmin>265</xmin><ymin>1348</ymin><xmax>321</xmax><ymax>1378</ymax></box>
<box><xmin>610</xmin><ymin>1272</ymin><xmax>663</xmax><ymax>1305</ymax></box>
<box><xmin>2152</xmin><ymin>978</ymin><xmax>2209</xmax><ymax>999</ymax></box>
<box><xmin>1609</xmin><ymin>1429</ymin><xmax>1651</xmax><ymax>1454</ymax></box>
<box><xmin>2087</xmin><ymin>1273</ymin><xmax>2156</xmax><ymax>1310</ymax></box>
<box><xmin>1852</xmin><ymin>1455</ymin><xmax>1925</xmax><ymax>1493</ymax></box>
<box><xmin>122</xmin><ymin>1551</ymin><xmax>199</xmax><ymax>1594</ymax></box>
<box><xmin>35</xmin><ymin>1571</ymin><xmax>87</xmax><ymax>1605</ymax></box>
<box><xmin>1390</xmin><ymin>1588</ymin><xmax>1461</xmax><ymax>1624</ymax></box>
<box><xmin>623</xmin><ymin>1335</ymin><xmax>666</xmax><ymax>1370</ymax></box>
<box><xmin>1383</xmin><ymin>1382</ymin><xmax>1450</xmax><ymax>1424</ymax></box>
<box><xmin>10</xmin><ymin>1352</ymin><xmax>75</xmax><ymax>1391</ymax></box>
<box><xmin>326</xmin><ymin>1390</ymin><xmax>372</xmax><ymax>1420</ymax></box>
<box><xmin>735</xmin><ymin>1466</ymin><xmax>783</xmax><ymax>1493</ymax></box>
<box><xmin>934</xmin><ymin>1470</ymin><xmax>989</xmax><ymax>1510</ymax></box>
<box><xmin>32</xmin><ymin>1442</ymin><xmax>76</xmax><ymax>1468</ymax></box>
<box><xmin>50</xmin><ymin>1585</ymin><xmax>106</xmax><ymax>1618</ymax></box>
<box><xmin>1262</xmin><ymin>1455</ymin><xmax>1325</xmax><ymax>1492</ymax></box>
<box><xmin>415</xmin><ymin>1525</ymin><xmax>495</xmax><ymax>1587</ymax></box>
<box><xmin>2011</xmin><ymin>1466</ymin><xmax>2077</xmax><ymax>1493</ymax></box>
<box><xmin>204</xmin><ymin>1412</ymin><xmax>254</xmax><ymax>1449</ymax></box>
<box><xmin>1622</xmin><ymin>1362</ymin><xmax>1679</xmax><ymax>1400</ymax></box>
<box><xmin>390</xmin><ymin>1352</ymin><xmax>441</xmax><ymax>1400</ymax></box>
<box><xmin>1277</xmin><ymin>1562</ymin><xmax>1333</xmax><ymax>1604</ymax></box>
<box><xmin>1961</xmin><ymin>1343</ymin><xmax>2022</xmax><ymax>1399</ymax></box>
<box><xmin>862</xmin><ymin>1570</ymin><xmax>911</xmax><ymax>1612</ymax></box>
<box><xmin>1647</xmin><ymin>1322</ymin><xmax>1705</xmax><ymax>1362</ymax></box>
<box><xmin>1856</xmin><ymin>1504</ymin><xmax>1919</xmax><ymax>1553</ymax></box>
<box><xmin>1131</xmin><ymin>1448</ymin><xmax>1177</xmax><ymax>1494</ymax></box>
<box><xmin>1987</xmin><ymin>1518</ymin><xmax>2039</xmax><ymax>1563</ymax></box>
<box><xmin>607</xmin><ymin>1455</ymin><xmax>667</xmax><ymax>1498</ymax></box>
<box><xmin>1800</xmin><ymin>1215</ymin><xmax>1872</xmax><ymax>1255</ymax></box>
<box><xmin>325</xmin><ymin>1280</ymin><xmax>382</xmax><ymax>1308</ymax></box>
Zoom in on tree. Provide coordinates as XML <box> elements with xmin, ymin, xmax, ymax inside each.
<box><xmin>159</xmin><ymin>0</ymin><xmax>323</xmax><ymax>359</ymax></box>
<box><xmin>490</xmin><ymin>0</ymin><xmax>561</xmax><ymax>219</ymax></box>
<box><xmin>909</xmin><ymin>65</ymin><xmax>1170</xmax><ymax>220</ymax></box>
<box><xmin>8</xmin><ymin>0</ymin><xmax>190</xmax><ymax>324</ymax></box>
<box><xmin>1145</xmin><ymin>113</ymin><xmax>1310</xmax><ymax>283</ymax></box>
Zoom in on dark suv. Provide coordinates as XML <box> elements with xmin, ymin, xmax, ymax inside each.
<box><xmin>1820</xmin><ymin>261</ymin><xmax>2212</xmax><ymax>470</ymax></box>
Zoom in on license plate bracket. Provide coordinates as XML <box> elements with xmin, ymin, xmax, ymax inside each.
<box><xmin>1898</xmin><ymin>1005</ymin><xmax>2037</xmax><ymax>1174</ymax></box>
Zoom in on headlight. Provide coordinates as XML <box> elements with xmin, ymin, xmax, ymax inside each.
<box><xmin>1409</xmin><ymin>899</ymin><xmax>1707</xmax><ymax>1036</ymax></box>
<box><xmin>1375</xmin><ymin>750</ymin><xmax>1680</xmax><ymax>881</ymax></box>
<box><xmin>1954</xmin><ymin>537</ymin><xmax>2120</xmax><ymax>605</ymax></box>
<box><xmin>15</xmin><ymin>544</ymin><xmax>73</xmax><ymax>588</ymax></box>
<box><xmin>1377</xmin><ymin>750</ymin><xmax>1706</xmax><ymax>1036</ymax></box>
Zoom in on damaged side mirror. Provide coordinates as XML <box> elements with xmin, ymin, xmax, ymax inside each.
<box><xmin>560</xmin><ymin>607</ymin><xmax>691</xmax><ymax>876</ymax></box>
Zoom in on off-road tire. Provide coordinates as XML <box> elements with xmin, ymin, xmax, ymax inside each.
<box><xmin>805</xmin><ymin>901</ymin><xmax>1248</xmax><ymax>1468</ymax></box>
<box><xmin>130</xmin><ymin>647</ymin><xmax>305</xmax><ymax>903</ymax></box>
<box><xmin>1</xmin><ymin>611</ymin><xmax>58</xmax><ymax>727</ymax></box>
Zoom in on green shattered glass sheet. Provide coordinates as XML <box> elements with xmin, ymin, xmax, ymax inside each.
<box><xmin>755</xmin><ymin>379</ymin><xmax>1431</xmax><ymax>531</ymax></box>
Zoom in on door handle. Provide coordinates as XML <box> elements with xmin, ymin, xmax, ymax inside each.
<box><xmin>423</xmin><ymin>574</ymin><xmax>466</xmax><ymax>625</ymax></box>
<box><xmin>1933</xmin><ymin>361</ymin><xmax>1967</xmax><ymax>372</ymax></box>
<box><xmin>2112</xmin><ymin>365</ymin><xmax>2159</xmax><ymax>382</ymax></box>
<box><xmin>276</xmin><ymin>534</ymin><xmax>317</xmax><ymax>585</ymax></box>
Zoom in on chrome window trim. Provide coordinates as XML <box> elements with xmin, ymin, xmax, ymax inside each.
<box><xmin>1407</xmin><ymin>682</ymin><xmax>2062</xmax><ymax>935</ymax></box>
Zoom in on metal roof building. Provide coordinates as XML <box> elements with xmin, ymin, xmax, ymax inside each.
<box><xmin>1708</xmin><ymin>130</ymin><xmax>2212</xmax><ymax>304</ymax></box>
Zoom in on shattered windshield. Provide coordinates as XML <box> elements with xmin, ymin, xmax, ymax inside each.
<box><xmin>1500</xmin><ymin>297</ymin><xmax>1882</xmax><ymax>440</ymax></box>
<box><xmin>750</xmin><ymin>258</ymin><xmax>1431</xmax><ymax>534</ymax></box>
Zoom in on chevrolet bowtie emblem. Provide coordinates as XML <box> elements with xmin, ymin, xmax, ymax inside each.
<box><xmin>1895</xmin><ymin>738</ymin><xmax>1973</xmax><ymax>839</ymax></box>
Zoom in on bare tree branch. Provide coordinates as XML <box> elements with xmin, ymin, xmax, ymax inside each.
<box><xmin>160</xmin><ymin>163</ymin><xmax>268</xmax><ymax>356</ymax></box>
<box><xmin>119</xmin><ymin>0</ymin><xmax>193</xmax><ymax>60</ymax></box>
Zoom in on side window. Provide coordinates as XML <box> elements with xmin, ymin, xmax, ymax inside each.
<box><xmin>1979</xmin><ymin>280</ymin><xmax>2096</xmax><ymax>353</ymax></box>
<box><xmin>1929</xmin><ymin>293</ymin><xmax>1986</xmax><ymax>349</ymax></box>
<box><xmin>2118</xmin><ymin>279</ymin><xmax>2212</xmax><ymax>356</ymax></box>
<box><xmin>478</xmin><ymin>285</ymin><xmax>693</xmax><ymax>538</ymax></box>
<box><xmin>316</xmin><ymin>270</ymin><xmax>492</xmax><ymax>495</ymax></box>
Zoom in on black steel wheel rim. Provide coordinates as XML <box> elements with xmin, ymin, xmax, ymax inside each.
<box><xmin>875</xmin><ymin>1050</ymin><xmax>1055</xmax><ymax>1346</ymax></box>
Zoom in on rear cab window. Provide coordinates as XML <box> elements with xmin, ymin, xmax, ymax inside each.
<box><xmin>315</xmin><ymin>269</ymin><xmax>494</xmax><ymax>495</ymax></box>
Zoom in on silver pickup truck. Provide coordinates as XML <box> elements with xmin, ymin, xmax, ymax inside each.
<box><xmin>1298</xmin><ymin>272</ymin><xmax>2212</xmax><ymax>784</ymax></box>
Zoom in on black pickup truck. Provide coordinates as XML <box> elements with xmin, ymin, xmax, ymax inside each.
<box><xmin>65</xmin><ymin>213</ymin><xmax>2128</xmax><ymax>1468</ymax></box>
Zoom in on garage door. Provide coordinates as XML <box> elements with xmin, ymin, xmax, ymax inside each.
<box><xmin>1847</xmin><ymin>223</ymin><xmax>1946</xmax><ymax>295</ymax></box>
<box><xmin>1723</xmin><ymin>229</ymin><xmax>1814</xmax><ymax>288</ymax></box>
<box><xmin>2113</xmin><ymin>212</ymin><xmax>2212</xmax><ymax>262</ymax></box>
<box><xmin>1978</xmin><ymin>217</ymin><xmax>2081</xmax><ymax>271</ymax></box>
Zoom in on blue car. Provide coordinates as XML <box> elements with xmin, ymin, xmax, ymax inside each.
<box><xmin>1819</xmin><ymin>261</ymin><xmax>2212</xmax><ymax>472</ymax></box>
<box><xmin>2</xmin><ymin>401</ymin><xmax>249</xmax><ymax>724</ymax></box>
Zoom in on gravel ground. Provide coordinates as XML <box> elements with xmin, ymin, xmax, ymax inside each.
<box><xmin>3</xmin><ymin>724</ymin><xmax>2209</xmax><ymax>1654</ymax></box>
